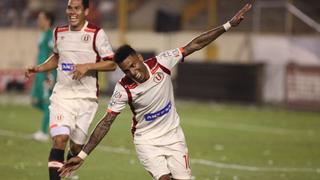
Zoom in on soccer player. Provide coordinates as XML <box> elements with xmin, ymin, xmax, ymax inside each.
<box><xmin>31</xmin><ymin>11</ymin><xmax>56</xmax><ymax>142</ymax></box>
<box><xmin>59</xmin><ymin>3</ymin><xmax>252</xmax><ymax>180</ymax></box>
<box><xmin>25</xmin><ymin>0</ymin><xmax>116</xmax><ymax>180</ymax></box>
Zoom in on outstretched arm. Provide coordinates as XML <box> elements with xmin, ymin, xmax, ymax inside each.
<box><xmin>25</xmin><ymin>53</ymin><xmax>59</xmax><ymax>78</ymax></box>
<box><xmin>58</xmin><ymin>112</ymin><xmax>118</xmax><ymax>177</ymax></box>
<box><xmin>182</xmin><ymin>3</ymin><xmax>252</xmax><ymax>57</ymax></box>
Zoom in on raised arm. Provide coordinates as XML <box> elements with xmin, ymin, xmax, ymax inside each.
<box><xmin>58</xmin><ymin>112</ymin><xmax>118</xmax><ymax>177</ymax></box>
<box><xmin>182</xmin><ymin>3</ymin><xmax>252</xmax><ymax>57</ymax></box>
<box><xmin>25</xmin><ymin>53</ymin><xmax>59</xmax><ymax>78</ymax></box>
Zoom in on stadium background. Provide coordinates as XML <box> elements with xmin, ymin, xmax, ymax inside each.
<box><xmin>0</xmin><ymin>0</ymin><xmax>319</xmax><ymax>179</ymax></box>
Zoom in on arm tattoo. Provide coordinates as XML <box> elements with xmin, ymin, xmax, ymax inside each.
<box><xmin>82</xmin><ymin>112</ymin><xmax>118</xmax><ymax>155</ymax></box>
<box><xmin>183</xmin><ymin>26</ymin><xmax>226</xmax><ymax>57</ymax></box>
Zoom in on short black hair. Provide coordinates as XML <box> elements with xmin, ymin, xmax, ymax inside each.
<box><xmin>43</xmin><ymin>11</ymin><xmax>55</xmax><ymax>27</ymax></box>
<box><xmin>113</xmin><ymin>44</ymin><xmax>137</xmax><ymax>64</ymax></box>
<box><xmin>82</xmin><ymin>0</ymin><xmax>90</xmax><ymax>9</ymax></box>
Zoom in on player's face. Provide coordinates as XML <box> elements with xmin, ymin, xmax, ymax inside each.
<box><xmin>37</xmin><ymin>12</ymin><xmax>48</xmax><ymax>31</ymax></box>
<box><xmin>66</xmin><ymin>0</ymin><xmax>89</xmax><ymax>30</ymax></box>
<box><xmin>119</xmin><ymin>54</ymin><xmax>150</xmax><ymax>83</ymax></box>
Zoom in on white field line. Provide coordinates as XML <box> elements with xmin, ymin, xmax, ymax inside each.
<box><xmin>0</xmin><ymin>129</ymin><xmax>319</xmax><ymax>173</ymax></box>
<box><xmin>182</xmin><ymin>119</ymin><xmax>307</xmax><ymax>136</ymax></box>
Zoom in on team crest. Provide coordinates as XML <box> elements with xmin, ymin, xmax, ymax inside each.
<box><xmin>153</xmin><ymin>72</ymin><xmax>164</xmax><ymax>83</ymax></box>
<box><xmin>56</xmin><ymin>114</ymin><xmax>64</xmax><ymax>121</ymax></box>
<box><xmin>81</xmin><ymin>34</ymin><xmax>91</xmax><ymax>42</ymax></box>
<box><xmin>113</xmin><ymin>91</ymin><xmax>122</xmax><ymax>99</ymax></box>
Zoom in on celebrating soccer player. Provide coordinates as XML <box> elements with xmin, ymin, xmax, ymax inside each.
<box><xmin>25</xmin><ymin>0</ymin><xmax>116</xmax><ymax>180</ymax></box>
<box><xmin>59</xmin><ymin>3</ymin><xmax>252</xmax><ymax>180</ymax></box>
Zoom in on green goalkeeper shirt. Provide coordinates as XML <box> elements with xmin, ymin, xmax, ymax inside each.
<box><xmin>31</xmin><ymin>29</ymin><xmax>56</xmax><ymax>106</ymax></box>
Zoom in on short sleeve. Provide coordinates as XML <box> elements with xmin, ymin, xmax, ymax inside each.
<box><xmin>107</xmin><ymin>83</ymin><xmax>128</xmax><ymax>113</ymax></box>
<box><xmin>95</xmin><ymin>29</ymin><xmax>114</xmax><ymax>60</ymax></box>
<box><xmin>156</xmin><ymin>48</ymin><xmax>184</xmax><ymax>70</ymax></box>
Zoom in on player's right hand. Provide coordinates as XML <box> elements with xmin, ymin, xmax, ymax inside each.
<box><xmin>25</xmin><ymin>66</ymin><xmax>39</xmax><ymax>78</ymax></box>
<box><xmin>58</xmin><ymin>156</ymin><xmax>84</xmax><ymax>177</ymax></box>
<box><xmin>229</xmin><ymin>3</ymin><xmax>252</xmax><ymax>27</ymax></box>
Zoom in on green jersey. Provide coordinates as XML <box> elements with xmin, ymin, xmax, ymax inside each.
<box><xmin>31</xmin><ymin>29</ymin><xmax>56</xmax><ymax>108</ymax></box>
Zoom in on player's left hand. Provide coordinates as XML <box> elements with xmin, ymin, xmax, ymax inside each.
<box><xmin>72</xmin><ymin>64</ymin><xmax>90</xmax><ymax>80</ymax></box>
<box><xmin>229</xmin><ymin>3</ymin><xmax>252</xmax><ymax>27</ymax></box>
<box><xmin>58</xmin><ymin>156</ymin><xmax>84</xmax><ymax>177</ymax></box>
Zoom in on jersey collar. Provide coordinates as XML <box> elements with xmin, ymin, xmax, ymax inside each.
<box><xmin>69</xmin><ymin>21</ymin><xmax>88</xmax><ymax>32</ymax></box>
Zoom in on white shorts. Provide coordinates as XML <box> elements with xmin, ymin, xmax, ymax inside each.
<box><xmin>49</xmin><ymin>95</ymin><xmax>98</xmax><ymax>144</ymax></box>
<box><xmin>135</xmin><ymin>141</ymin><xmax>192</xmax><ymax>180</ymax></box>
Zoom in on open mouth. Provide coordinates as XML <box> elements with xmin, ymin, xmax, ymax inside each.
<box><xmin>69</xmin><ymin>15</ymin><xmax>78</xmax><ymax>23</ymax></box>
<box><xmin>135</xmin><ymin>73</ymin><xmax>141</xmax><ymax>80</ymax></box>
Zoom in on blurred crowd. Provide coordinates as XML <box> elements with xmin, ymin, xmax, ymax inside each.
<box><xmin>0</xmin><ymin>0</ymin><xmax>318</xmax><ymax>32</ymax></box>
<box><xmin>0</xmin><ymin>0</ymin><xmax>117</xmax><ymax>28</ymax></box>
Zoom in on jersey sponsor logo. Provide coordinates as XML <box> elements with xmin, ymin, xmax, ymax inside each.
<box><xmin>153</xmin><ymin>72</ymin><xmax>164</xmax><ymax>83</ymax></box>
<box><xmin>81</xmin><ymin>34</ymin><xmax>91</xmax><ymax>42</ymax></box>
<box><xmin>159</xmin><ymin>49</ymin><xmax>180</xmax><ymax>59</ymax></box>
<box><xmin>61</xmin><ymin>63</ymin><xmax>75</xmax><ymax>71</ymax></box>
<box><xmin>172</xmin><ymin>49</ymin><xmax>180</xmax><ymax>57</ymax></box>
<box><xmin>144</xmin><ymin>101</ymin><xmax>171</xmax><ymax>121</ymax></box>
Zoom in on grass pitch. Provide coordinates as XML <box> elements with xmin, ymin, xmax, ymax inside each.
<box><xmin>0</xmin><ymin>100</ymin><xmax>319</xmax><ymax>180</ymax></box>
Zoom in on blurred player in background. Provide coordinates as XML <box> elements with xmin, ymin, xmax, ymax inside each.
<box><xmin>59</xmin><ymin>3</ymin><xmax>252</xmax><ymax>180</ymax></box>
<box><xmin>25</xmin><ymin>0</ymin><xmax>116</xmax><ymax>179</ymax></box>
<box><xmin>30</xmin><ymin>11</ymin><xmax>56</xmax><ymax>142</ymax></box>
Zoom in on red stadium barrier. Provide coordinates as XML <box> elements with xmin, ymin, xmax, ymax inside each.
<box><xmin>0</xmin><ymin>69</ymin><xmax>32</xmax><ymax>92</ymax></box>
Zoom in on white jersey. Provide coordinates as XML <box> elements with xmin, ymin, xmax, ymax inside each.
<box><xmin>52</xmin><ymin>21</ymin><xmax>113</xmax><ymax>99</ymax></box>
<box><xmin>108</xmin><ymin>48</ymin><xmax>185</xmax><ymax>145</ymax></box>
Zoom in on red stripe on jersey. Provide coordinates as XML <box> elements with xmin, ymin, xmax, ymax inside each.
<box><xmin>145</xmin><ymin>57</ymin><xmax>171</xmax><ymax>75</ymax></box>
<box><xmin>93</xmin><ymin>28</ymin><xmax>101</xmax><ymax>61</ymax></box>
<box><xmin>56</xmin><ymin>25</ymin><xmax>69</xmax><ymax>32</ymax></box>
<box><xmin>54</xmin><ymin>28</ymin><xmax>58</xmax><ymax>43</ymax></box>
<box><xmin>87</xmin><ymin>22</ymin><xmax>99</xmax><ymax>29</ymax></box>
<box><xmin>84</xmin><ymin>28</ymin><xmax>97</xmax><ymax>33</ymax></box>
<box><xmin>95</xmin><ymin>54</ymin><xmax>100</xmax><ymax>97</ymax></box>
<box><xmin>158</xmin><ymin>63</ymin><xmax>171</xmax><ymax>75</ymax></box>
<box><xmin>87</xmin><ymin>23</ymin><xmax>102</xmax><ymax>61</ymax></box>
<box><xmin>145</xmin><ymin>57</ymin><xmax>157</xmax><ymax>69</ymax></box>
<box><xmin>54</xmin><ymin>25</ymin><xmax>68</xmax><ymax>45</ymax></box>
<box><xmin>145</xmin><ymin>57</ymin><xmax>159</xmax><ymax>74</ymax></box>
<box><xmin>151</xmin><ymin>65</ymin><xmax>160</xmax><ymax>74</ymax></box>
<box><xmin>88</xmin><ymin>23</ymin><xmax>102</xmax><ymax>97</ymax></box>
<box><xmin>102</xmin><ymin>54</ymin><xmax>114</xmax><ymax>61</ymax></box>
<box><xmin>119</xmin><ymin>76</ymin><xmax>137</xmax><ymax>89</ymax></box>
<box><xmin>119</xmin><ymin>79</ymin><xmax>137</xmax><ymax>136</ymax></box>
<box><xmin>95</xmin><ymin>71</ymin><xmax>99</xmax><ymax>97</ymax></box>
<box><xmin>57</xmin><ymin>28</ymin><xmax>68</xmax><ymax>33</ymax></box>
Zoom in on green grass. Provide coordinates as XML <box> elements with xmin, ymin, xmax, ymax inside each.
<box><xmin>0</xmin><ymin>100</ymin><xmax>320</xmax><ymax>180</ymax></box>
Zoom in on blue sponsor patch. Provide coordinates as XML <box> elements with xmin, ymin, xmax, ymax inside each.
<box><xmin>144</xmin><ymin>101</ymin><xmax>171</xmax><ymax>121</ymax></box>
<box><xmin>61</xmin><ymin>63</ymin><xmax>74</xmax><ymax>71</ymax></box>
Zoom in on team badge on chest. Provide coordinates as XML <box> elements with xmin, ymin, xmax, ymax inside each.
<box><xmin>153</xmin><ymin>72</ymin><xmax>164</xmax><ymax>83</ymax></box>
<box><xmin>81</xmin><ymin>34</ymin><xmax>91</xmax><ymax>42</ymax></box>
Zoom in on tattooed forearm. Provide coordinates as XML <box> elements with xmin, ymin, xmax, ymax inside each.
<box><xmin>82</xmin><ymin>112</ymin><xmax>118</xmax><ymax>154</ymax></box>
<box><xmin>183</xmin><ymin>26</ymin><xmax>226</xmax><ymax>57</ymax></box>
